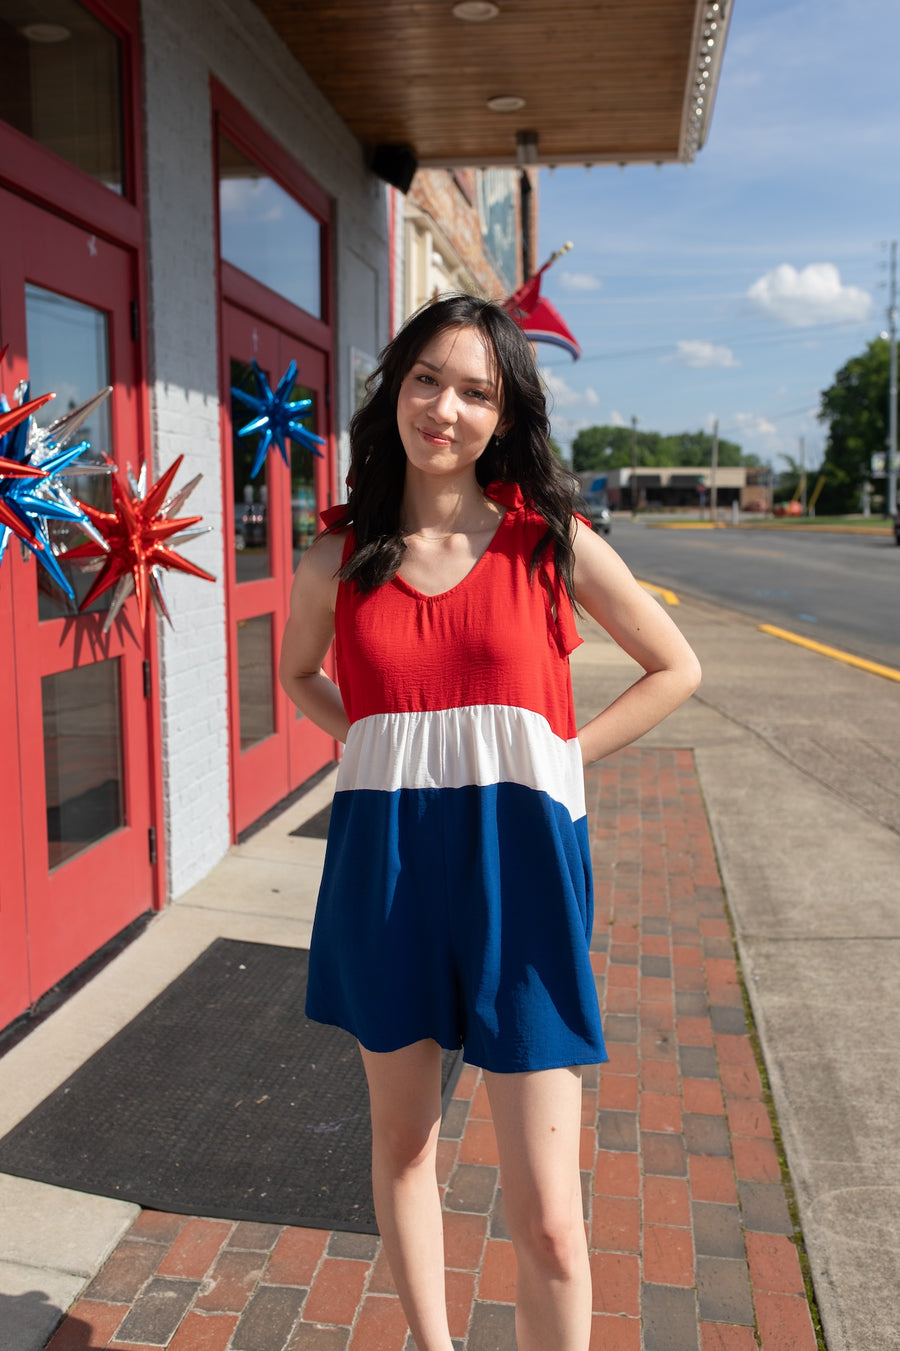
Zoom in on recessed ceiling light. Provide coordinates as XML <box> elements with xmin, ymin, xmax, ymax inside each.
<box><xmin>20</xmin><ymin>22</ymin><xmax>71</xmax><ymax>42</ymax></box>
<box><xmin>486</xmin><ymin>95</ymin><xmax>526</xmax><ymax>113</ymax></box>
<box><xmin>452</xmin><ymin>2</ymin><xmax>500</xmax><ymax>20</ymax></box>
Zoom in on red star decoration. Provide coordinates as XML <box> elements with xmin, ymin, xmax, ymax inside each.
<box><xmin>0</xmin><ymin>392</ymin><xmax>54</xmax><ymax>545</ymax></box>
<box><xmin>0</xmin><ymin>388</ymin><xmax>55</xmax><ymax>448</ymax></box>
<box><xmin>62</xmin><ymin>454</ymin><xmax>215</xmax><ymax>626</ymax></box>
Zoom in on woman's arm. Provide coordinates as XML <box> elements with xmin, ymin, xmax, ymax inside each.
<box><xmin>571</xmin><ymin>518</ymin><xmax>702</xmax><ymax>766</ymax></box>
<box><xmin>278</xmin><ymin>529</ymin><xmax>351</xmax><ymax>744</ymax></box>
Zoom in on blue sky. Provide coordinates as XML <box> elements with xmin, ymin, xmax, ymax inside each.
<box><xmin>536</xmin><ymin>0</ymin><xmax>900</xmax><ymax>472</ymax></box>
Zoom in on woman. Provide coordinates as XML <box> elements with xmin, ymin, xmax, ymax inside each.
<box><xmin>279</xmin><ymin>295</ymin><xmax>701</xmax><ymax>1351</ymax></box>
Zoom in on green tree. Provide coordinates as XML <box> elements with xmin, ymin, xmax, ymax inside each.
<box><xmin>818</xmin><ymin>337</ymin><xmax>889</xmax><ymax>513</ymax></box>
<box><xmin>571</xmin><ymin>425</ymin><xmax>632</xmax><ymax>470</ymax></box>
<box><xmin>572</xmin><ymin>424</ymin><xmax>747</xmax><ymax>472</ymax></box>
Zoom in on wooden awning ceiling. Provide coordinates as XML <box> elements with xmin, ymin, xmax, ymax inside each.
<box><xmin>251</xmin><ymin>0</ymin><xmax>731</xmax><ymax>169</ymax></box>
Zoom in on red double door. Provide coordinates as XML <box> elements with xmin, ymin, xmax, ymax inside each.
<box><xmin>221</xmin><ymin>301</ymin><xmax>337</xmax><ymax>835</ymax></box>
<box><xmin>0</xmin><ymin>192</ymin><xmax>155</xmax><ymax>1027</ymax></box>
<box><xmin>0</xmin><ymin>203</ymin><xmax>338</xmax><ymax>1028</ymax></box>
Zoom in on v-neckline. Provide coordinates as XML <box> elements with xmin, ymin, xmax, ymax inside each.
<box><xmin>392</xmin><ymin>508</ymin><xmax>510</xmax><ymax>601</ymax></box>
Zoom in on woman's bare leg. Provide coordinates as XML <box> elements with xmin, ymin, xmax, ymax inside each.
<box><xmin>359</xmin><ymin>1039</ymin><xmax>454</xmax><ymax>1351</ymax></box>
<box><xmin>484</xmin><ymin>1065</ymin><xmax>592</xmax><ymax>1351</ymax></box>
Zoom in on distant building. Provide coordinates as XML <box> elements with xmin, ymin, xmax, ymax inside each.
<box><xmin>580</xmin><ymin>467</ymin><xmax>752</xmax><ymax>512</ymax></box>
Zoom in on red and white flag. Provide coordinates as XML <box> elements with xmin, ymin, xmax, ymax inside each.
<box><xmin>503</xmin><ymin>246</ymin><xmax>581</xmax><ymax>360</ymax></box>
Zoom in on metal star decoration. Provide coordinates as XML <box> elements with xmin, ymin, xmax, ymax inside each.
<box><xmin>231</xmin><ymin>359</ymin><xmax>325</xmax><ymax>479</ymax></box>
<box><xmin>60</xmin><ymin>453</ymin><xmax>215</xmax><ymax>633</ymax></box>
<box><xmin>0</xmin><ymin>367</ymin><xmax>113</xmax><ymax>600</ymax></box>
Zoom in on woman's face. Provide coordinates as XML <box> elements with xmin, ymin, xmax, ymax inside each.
<box><xmin>396</xmin><ymin>325</ymin><xmax>505</xmax><ymax>483</ymax></box>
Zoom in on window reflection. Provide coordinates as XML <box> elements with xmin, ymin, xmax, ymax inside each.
<box><xmin>218</xmin><ymin>132</ymin><xmax>322</xmax><ymax>319</ymax></box>
<box><xmin>231</xmin><ymin>358</ymin><xmax>272</xmax><ymax>584</ymax></box>
<box><xmin>290</xmin><ymin>392</ymin><xmax>317</xmax><ymax>723</ymax></box>
<box><xmin>25</xmin><ymin>283</ymin><xmax>115</xmax><ymax>619</ymax></box>
<box><xmin>43</xmin><ymin>658</ymin><xmax>124</xmax><ymax>869</ymax></box>
<box><xmin>290</xmin><ymin>385</ymin><xmax>317</xmax><ymax>570</ymax></box>
<box><xmin>0</xmin><ymin>0</ymin><xmax>124</xmax><ymax>193</ymax></box>
<box><xmin>238</xmin><ymin>614</ymin><xmax>274</xmax><ymax>750</ymax></box>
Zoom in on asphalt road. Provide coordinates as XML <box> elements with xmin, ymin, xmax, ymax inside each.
<box><xmin>607</xmin><ymin>518</ymin><xmax>900</xmax><ymax>671</ymax></box>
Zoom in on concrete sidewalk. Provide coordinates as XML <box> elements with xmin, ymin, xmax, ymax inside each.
<box><xmin>0</xmin><ymin>594</ymin><xmax>897</xmax><ymax>1350</ymax></box>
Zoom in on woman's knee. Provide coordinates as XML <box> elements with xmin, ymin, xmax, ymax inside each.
<box><xmin>510</xmin><ymin>1203</ymin><xmax>587</xmax><ymax>1281</ymax></box>
<box><xmin>371</xmin><ymin>1112</ymin><xmax>440</xmax><ymax>1175</ymax></box>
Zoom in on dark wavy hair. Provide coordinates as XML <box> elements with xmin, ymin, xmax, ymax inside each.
<box><xmin>329</xmin><ymin>293</ymin><xmax>578</xmax><ymax>596</ymax></box>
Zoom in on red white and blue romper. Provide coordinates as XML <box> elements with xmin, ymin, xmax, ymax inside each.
<box><xmin>305</xmin><ymin>482</ymin><xmax>607</xmax><ymax>1073</ymax></box>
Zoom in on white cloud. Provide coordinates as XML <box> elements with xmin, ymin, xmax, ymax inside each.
<box><xmin>541</xmin><ymin>369</ymin><xmax>599</xmax><ymax>409</ymax></box>
<box><xmin>747</xmin><ymin>263</ymin><xmax>871</xmax><ymax>327</ymax></box>
<box><xmin>670</xmin><ymin>340</ymin><xmax>739</xmax><ymax>368</ymax></box>
<box><xmin>558</xmin><ymin>271</ymin><xmax>602</xmax><ymax>293</ymax></box>
<box><xmin>731</xmin><ymin>411</ymin><xmax>777</xmax><ymax>437</ymax></box>
<box><xmin>220</xmin><ymin>179</ymin><xmax>285</xmax><ymax>223</ymax></box>
<box><xmin>609</xmin><ymin>410</ymin><xmax>626</xmax><ymax>427</ymax></box>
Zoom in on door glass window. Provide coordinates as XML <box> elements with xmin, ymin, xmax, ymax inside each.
<box><xmin>289</xmin><ymin>384</ymin><xmax>317</xmax><ymax>723</ymax></box>
<box><xmin>0</xmin><ymin>0</ymin><xmax>124</xmax><ymax>194</ymax></box>
<box><xmin>231</xmin><ymin>358</ymin><xmax>272</xmax><ymax>584</ymax></box>
<box><xmin>218</xmin><ymin>133</ymin><xmax>322</xmax><ymax>319</ymax></box>
<box><xmin>43</xmin><ymin>658</ymin><xmax>124</xmax><ymax>869</ymax></box>
<box><xmin>25</xmin><ymin>283</ymin><xmax>115</xmax><ymax>618</ymax></box>
<box><xmin>290</xmin><ymin>383</ymin><xmax>317</xmax><ymax>571</ymax></box>
<box><xmin>237</xmin><ymin>614</ymin><xmax>275</xmax><ymax>750</ymax></box>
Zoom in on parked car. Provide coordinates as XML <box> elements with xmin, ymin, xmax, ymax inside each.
<box><xmin>234</xmin><ymin>501</ymin><xmax>266</xmax><ymax>550</ymax></box>
<box><xmin>894</xmin><ymin>507</ymin><xmax>900</xmax><ymax>546</ymax></box>
<box><xmin>576</xmin><ymin>491</ymin><xmax>612</xmax><ymax>536</ymax></box>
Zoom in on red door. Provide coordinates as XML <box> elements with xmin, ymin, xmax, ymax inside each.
<box><xmin>0</xmin><ymin>191</ymin><xmax>155</xmax><ymax>1026</ymax></box>
<box><xmin>221</xmin><ymin>302</ymin><xmax>336</xmax><ymax>834</ymax></box>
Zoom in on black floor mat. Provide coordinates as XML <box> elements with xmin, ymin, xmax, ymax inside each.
<box><xmin>290</xmin><ymin>803</ymin><xmax>332</xmax><ymax>838</ymax></box>
<box><xmin>0</xmin><ymin>939</ymin><xmax>462</xmax><ymax>1233</ymax></box>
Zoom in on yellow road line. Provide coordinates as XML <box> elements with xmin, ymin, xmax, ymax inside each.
<box><xmin>739</xmin><ymin>523</ymin><xmax>890</xmax><ymax>535</ymax></box>
<box><xmin>638</xmin><ymin>579</ymin><xmax>680</xmax><ymax>606</ymax></box>
<box><xmin>646</xmin><ymin>521</ymin><xmax>728</xmax><ymax>530</ymax></box>
<box><xmin>759</xmin><ymin>624</ymin><xmax>900</xmax><ymax>684</ymax></box>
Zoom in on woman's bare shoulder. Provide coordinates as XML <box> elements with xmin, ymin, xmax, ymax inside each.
<box><xmin>305</xmin><ymin>526</ymin><xmax>348</xmax><ymax>576</ymax></box>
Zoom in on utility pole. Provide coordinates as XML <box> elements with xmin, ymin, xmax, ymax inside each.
<box><xmin>888</xmin><ymin>241</ymin><xmax>898</xmax><ymax>517</ymax></box>
<box><xmin>630</xmin><ymin>415</ymin><xmax>639</xmax><ymax>518</ymax></box>
<box><xmin>709</xmin><ymin>418</ymin><xmax>718</xmax><ymax>522</ymax></box>
<box><xmin>799</xmin><ymin>435</ymin><xmax>807</xmax><ymax>514</ymax></box>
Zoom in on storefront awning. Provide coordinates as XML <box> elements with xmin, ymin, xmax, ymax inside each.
<box><xmin>251</xmin><ymin>0</ymin><xmax>731</xmax><ymax>169</ymax></box>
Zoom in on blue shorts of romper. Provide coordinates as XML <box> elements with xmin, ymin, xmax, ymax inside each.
<box><xmin>304</xmin><ymin>782</ymin><xmax>608</xmax><ymax>1074</ymax></box>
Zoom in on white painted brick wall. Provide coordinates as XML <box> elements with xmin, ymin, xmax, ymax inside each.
<box><xmin>142</xmin><ymin>0</ymin><xmax>389</xmax><ymax>898</ymax></box>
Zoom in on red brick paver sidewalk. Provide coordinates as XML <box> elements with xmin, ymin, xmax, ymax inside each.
<box><xmin>44</xmin><ymin>748</ymin><xmax>820</xmax><ymax>1351</ymax></box>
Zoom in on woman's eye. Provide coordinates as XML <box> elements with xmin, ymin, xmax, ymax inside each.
<box><xmin>468</xmin><ymin>389</ymin><xmax>488</xmax><ymax>401</ymax></box>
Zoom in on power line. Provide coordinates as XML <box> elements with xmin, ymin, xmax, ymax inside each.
<box><xmin>541</xmin><ymin>320</ymin><xmax>878</xmax><ymax>369</ymax></box>
<box><xmin>717</xmin><ymin>404</ymin><xmax>820</xmax><ymax>437</ymax></box>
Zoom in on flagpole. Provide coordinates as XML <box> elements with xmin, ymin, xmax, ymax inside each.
<box><xmin>505</xmin><ymin>241</ymin><xmax>573</xmax><ymax>315</ymax></box>
<box><xmin>534</xmin><ymin>240</ymin><xmax>573</xmax><ymax>280</ymax></box>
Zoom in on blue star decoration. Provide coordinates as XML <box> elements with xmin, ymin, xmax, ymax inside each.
<box><xmin>231</xmin><ymin>359</ymin><xmax>325</xmax><ymax>479</ymax></box>
<box><xmin>0</xmin><ymin>382</ymin><xmax>112</xmax><ymax>603</ymax></box>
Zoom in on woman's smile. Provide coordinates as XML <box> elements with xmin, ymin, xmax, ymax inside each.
<box><xmin>397</xmin><ymin>325</ymin><xmax>503</xmax><ymax>479</ymax></box>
